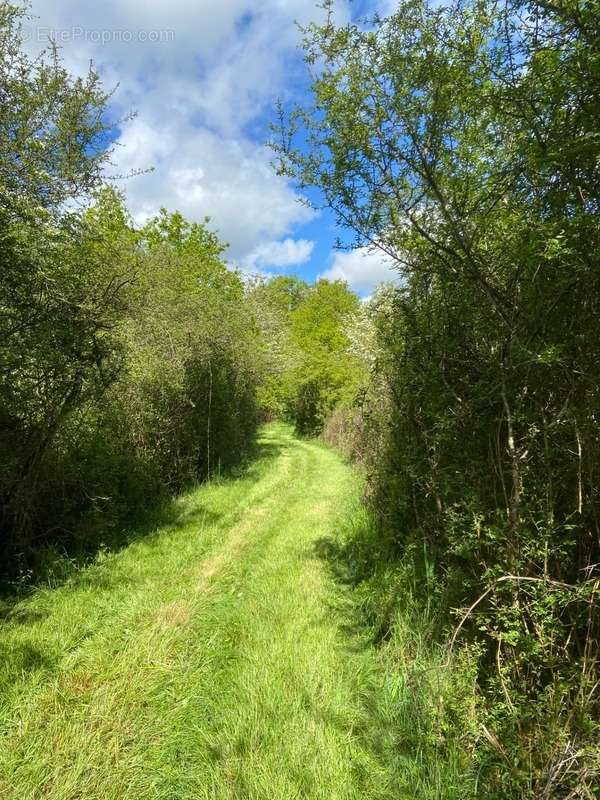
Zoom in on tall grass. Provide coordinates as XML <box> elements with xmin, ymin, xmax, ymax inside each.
<box><xmin>0</xmin><ymin>423</ymin><xmax>479</xmax><ymax>800</ymax></box>
<box><xmin>320</xmin><ymin>503</ymin><xmax>481</xmax><ymax>799</ymax></box>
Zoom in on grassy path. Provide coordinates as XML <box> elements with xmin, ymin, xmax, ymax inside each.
<box><xmin>0</xmin><ymin>424</ymin><xmax>400</xmax><ymax>799</ymax></box>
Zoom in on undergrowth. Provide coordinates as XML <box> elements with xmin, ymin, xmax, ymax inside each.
<box><xmin>320</xmin><ymin>502</ymin><xmax>481</xmax><ymax>799</ymax></box>
<box><xmin>323</xmin><ymin>497</ymin><xmax>600</xmax><ymax>799</ymax></box>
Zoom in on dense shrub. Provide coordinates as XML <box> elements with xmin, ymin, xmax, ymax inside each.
<box><xmin>1</xmin><ymin>194</ymin><xmax>262</xmax><ymax>577</ymax></box>
<box><xmin>0</xmin><ymin>9</ymin><xmax>261</xmax><ymax>578</ymax></box>
<box><xmin>320</xmin><ymin>405</ymin><xmax>365</xmax><ymax>464</ymax></box>
<box><xmin>280</xmin><ymin>0</ymin><xmax>600</xmax><ymax>795</ymax></box>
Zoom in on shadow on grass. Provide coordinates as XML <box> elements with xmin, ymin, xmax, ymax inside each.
<box><xmin>0</xmin><ymin>640</ymin><xmax>56</xmax><ymax>676</ymax></box>
<box><xmin>313</xmin><ymin>536</ymin><xmax>357</xmax><ymax>584</ymax></box>
<box><xmin>310</xmin><ymin>534</ymin><xmax>405</xmax><ymax>786</ymax></box>
<box><xmin>317</xmin><ymin>542</ymin><xmax>410</xmax><ymax>654</ymax></box>
<box><xmin>0</xmin><ymin>424</ymin><xmax>291</xmax><ymax>611</ymax></box>
<box><xmin>0</xmin><ymin>605</ymin><xmax>46</xmax><ymax>624</ymax></box>
<box><xmin>313</xmin><ymin>533</ymin><xmax>395</xmax><ymax>647</ymax></box>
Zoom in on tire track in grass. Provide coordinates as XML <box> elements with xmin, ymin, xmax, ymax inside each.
<box><xmin>0</xmin><ymin>425</ymin><xmax>399</xmax><ymax>800</ymax></box>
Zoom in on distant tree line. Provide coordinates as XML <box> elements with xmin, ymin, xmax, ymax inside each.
<box><xmin>248</xmin><ymin>275</ymin><xmax>364</xmax><ymax>435</ymax></box>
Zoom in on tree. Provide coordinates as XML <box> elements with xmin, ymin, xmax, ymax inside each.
<box><xmin>0</xmin><ymin>7</ymin><xmax>263</xmax><ymax>573</ymax></box>
<box><xmin>0</xmin><ymin>3</ymin><xmax>115</xmax><ymax>217</ymax></box>
<box><xmin>246</xmin><ymin>276</ymin><xmax>307</xmax><ymax>419</ymax></box>
<box><xmin>274</xmin><ymin>1</ymin><xmax>600</xmax><ymax>794</ymax></box>
<box><xmin>290</xmin><ymin>279</ymin><xmax>363</xmax><ymax>434</ymax></box>
<box><xmin>114</xmin><ymin>209</ymin><xmax>259</xmax><ymax>486</ymax></box>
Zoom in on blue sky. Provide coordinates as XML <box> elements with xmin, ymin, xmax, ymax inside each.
<box><xmin>24</xmin><ymin>0</ymin><xmax>399</xmax><ymax>295</ymax></box>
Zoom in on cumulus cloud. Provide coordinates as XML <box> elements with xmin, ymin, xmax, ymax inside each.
<box><xmin>319</xmin><ymin>247</ymin><xmax>399</xmax><ymax>296</ymax></box>
<box><xmin>25</xmin><ymin>0</ymin><xmax>346</xmax><ymax>259</ymax></box>
<box><xmin>112</xmin><ymin>120</ymin><xmax>314</xmax><ymax>258</ymax></box>
<box><xmin>242</xmin><ymin>238</ymin><xmax>315</xmax><ymax>271</ymax></box>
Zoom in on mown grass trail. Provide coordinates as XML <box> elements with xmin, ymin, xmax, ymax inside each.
<box><xmin>0</xmin><ymin>424</ymin><xmax>401</xmax><ymax>800</ymax></box>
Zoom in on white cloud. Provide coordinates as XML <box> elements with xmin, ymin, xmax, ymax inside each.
<box><xmin>319</xmin><ymin>247</ymin><xmax>399</xmax><ymax>296</ymax></box>
<box><xmin>243</xmin><ymin>238</ymin><xmax>314</xmax><ymax>271</ymax></box>
<box><xmin>25</xmin><ymin>0</ymin><xmax>347</xmax><ymax>259</ymax></box>
<box><xmin>112</xmin><ymin>120</ymin><xmax>314</xmax><ymax>258</ymax></box>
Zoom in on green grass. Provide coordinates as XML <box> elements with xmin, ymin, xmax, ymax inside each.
<box><xmin>0</xmin><ymin>423</ymin><xmax>474</xmax><ymax>799</ymax></box>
